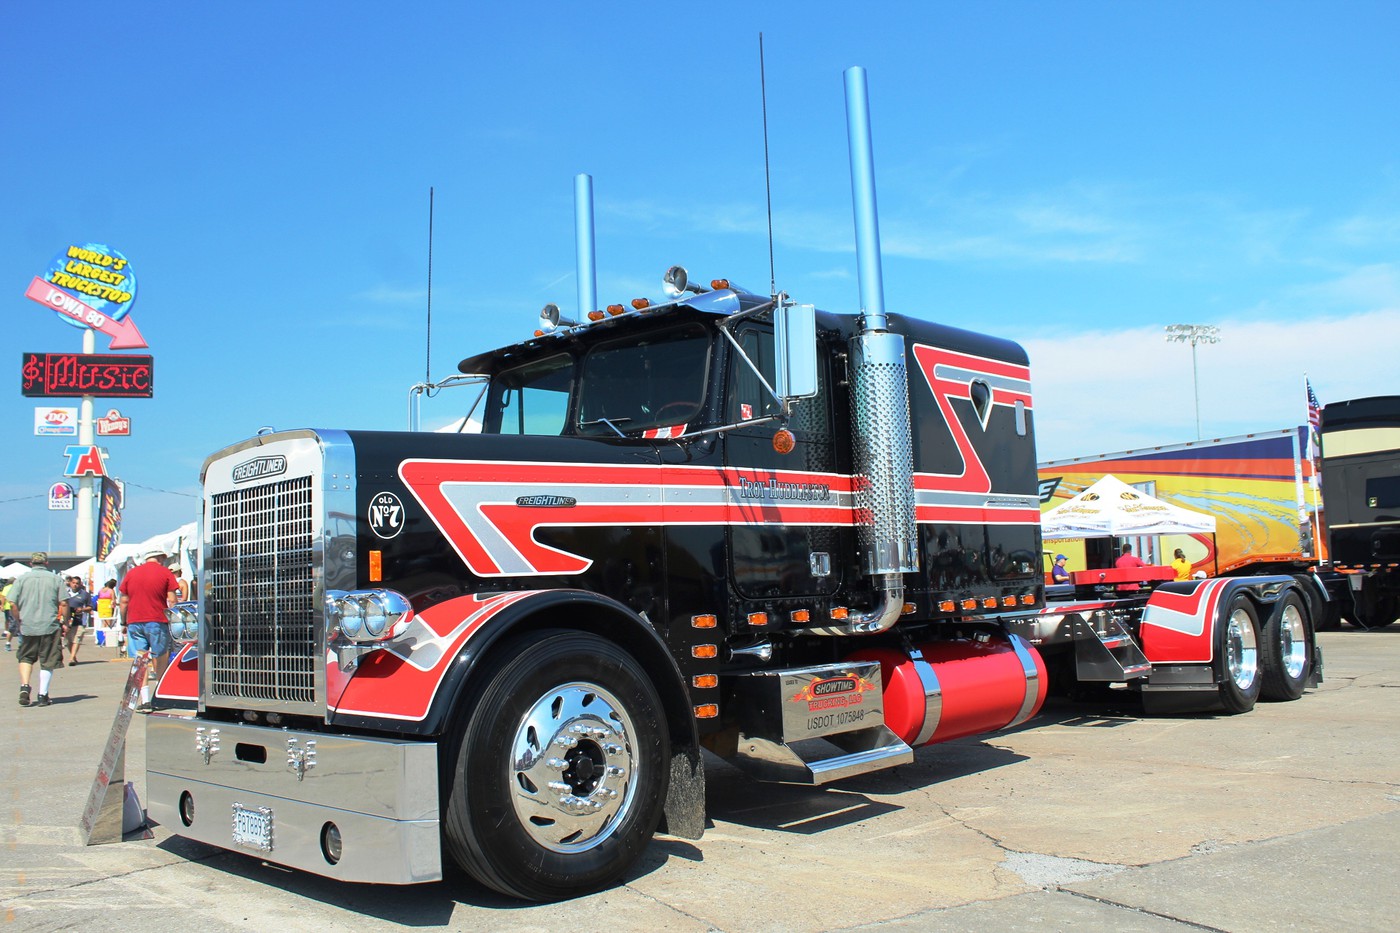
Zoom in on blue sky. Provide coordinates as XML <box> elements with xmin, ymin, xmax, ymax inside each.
<box><xmin>4</xmin><ymin>1</ymin><xmax>1399</xmax><ymax>554</ymax></box>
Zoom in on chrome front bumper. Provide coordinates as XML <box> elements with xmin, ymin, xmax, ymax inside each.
<box><xmin>146</xmin><ymin>715</ymin><xmax>441</xmax><ymax>884</ymax></box>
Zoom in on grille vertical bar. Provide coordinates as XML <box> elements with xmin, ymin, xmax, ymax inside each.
<box><xmin>206</xmin><ymin>475</ymin><xmax>317</xmax><ymax>704</ymax></box>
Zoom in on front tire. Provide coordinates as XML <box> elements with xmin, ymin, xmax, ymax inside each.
<box><xmin>1259</xmin><ymin>593</ymin><xmax>1310</xmax><ymax>701</ymax></box>
<box><xmin>1216</xmin><ymin>596</ymin><xmax>1261</xmax><ymax>714</ymax></box>
<box><xmin>444</xmin><ymin>629</ymin><xmax>670</xmax><ymax>901</ymax></box>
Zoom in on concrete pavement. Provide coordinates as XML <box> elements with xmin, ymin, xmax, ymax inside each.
<box><xmin>2</xmin><ymin>629</ymin><xmax>1397</xmax><ymax>930</ymax></box>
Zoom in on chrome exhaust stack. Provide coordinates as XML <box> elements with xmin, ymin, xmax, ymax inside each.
<box><xmin>813</xmin><ymin>66</ymin><xmax>919</xmax><ymax>637</ymax></box>
<box><xmin>575</xmin><ymin>173</ymin><xmax>597</xmax><ymax>319</ymax></box>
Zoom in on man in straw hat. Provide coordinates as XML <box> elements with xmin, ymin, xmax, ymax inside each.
<box><xmin>9</xmin><ymin>551</ymin><xmax>69</xmax><ymax>708</ymax></box>
<box><xmin>119</xmin><ymin>546</ymin><xmax>180</xmax><ymax>713</ymax></box>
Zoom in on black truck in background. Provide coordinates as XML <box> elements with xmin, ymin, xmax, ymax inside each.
<box><xmin>1319</xmin><ymin>395</ymin><xmax>1400</xmax><ymax>628</ymax></box>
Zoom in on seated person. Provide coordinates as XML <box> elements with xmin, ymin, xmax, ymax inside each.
<box><xmin>1051</xmin><ymin>553</ymin><xmax>1071</xmax><ymax>584</ymax></box>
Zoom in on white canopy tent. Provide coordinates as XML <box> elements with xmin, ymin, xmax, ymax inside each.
<box><xmin>1041</xmin><ymin>474</ymin><xmax>1216</xmax><ymax>540</ymax></box>
<box><xmin>57</xmin><ymin>522</ymin><xmax>198</xmax><ymax>586</ymax></box>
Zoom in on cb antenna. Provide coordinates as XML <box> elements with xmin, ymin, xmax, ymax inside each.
<box><xmin>425</xmin><ymin>186</ymin><xmax>434</xmax><ymax>382</ymax></box>
<box><xmin>759</xmin><ymin>33</ymin><xmax>776</xmax><ymax>299</ymax></box>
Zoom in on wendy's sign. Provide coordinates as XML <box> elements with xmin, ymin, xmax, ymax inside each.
<box><xmin>21</xmin><ymin>352</ymin><xmax>154</xmax><ymax>398</ymax></box>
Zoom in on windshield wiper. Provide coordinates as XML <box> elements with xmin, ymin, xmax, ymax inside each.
<box><xmin>579</xmin><ymin>416</ymin><xmax>632</xmax><ymax>438</ymax></box>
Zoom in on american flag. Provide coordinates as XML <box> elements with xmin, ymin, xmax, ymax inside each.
<box><xmin>1304</xmin><ymin>376</ymin><xmax>1322</xmax><ymax>465</ymax></box>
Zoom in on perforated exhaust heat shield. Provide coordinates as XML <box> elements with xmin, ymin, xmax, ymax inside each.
<box><xmin>849</xmin><ymin>324</ymin><xmax>919</xmax><ymax>577</ymax></box>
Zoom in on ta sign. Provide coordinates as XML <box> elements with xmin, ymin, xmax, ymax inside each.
<box><xmin>64</xmin><ymin>445</ymin><xmax>108</xmax><ymax>478</ymax></box>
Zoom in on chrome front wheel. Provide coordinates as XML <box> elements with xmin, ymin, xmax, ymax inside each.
<box><xmin>444</xmin><ymin>629</ymin><xmax>669</xmax><ymax>901</ymax></box>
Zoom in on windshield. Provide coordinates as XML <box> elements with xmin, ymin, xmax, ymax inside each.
<box><xmin>481</xmin><ymin>324</ymin><xmax>712</xmax><ymax>437</ymax></box>
<box><xmin>577</xmin><ymin>324</ymin><xmax>710</xmax><ymax>435</ymax></box>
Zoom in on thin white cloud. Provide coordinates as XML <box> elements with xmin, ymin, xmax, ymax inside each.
<box><xmin>1027</xmin><ymin>299</ymin><xmax>1400</xmax><ymax>461</ymax></box>
<box><xmin>354</xmin><ymin>284</ymin><xmax>428</xmax><ymax>304</ymax></box>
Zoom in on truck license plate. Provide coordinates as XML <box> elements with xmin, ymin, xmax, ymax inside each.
<box><xmin>231</xmin><ymin>803</ymin><xmax>273</xmax><ymax>851</ymax></box>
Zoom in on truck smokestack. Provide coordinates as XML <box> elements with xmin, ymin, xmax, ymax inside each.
<box><xmin>575</xmin><ymin>173</ymin><xmax>597</xmax><ymax>318</ymax></box>
<box><xmin>829</xmin><ymin>66</ymin><xmax>919</xmax><ymax>636</ymax></box>
<box><xmin>844</xmin><ymin>66</ymin><xmax>887</xmax><ymax>331</ymax></box>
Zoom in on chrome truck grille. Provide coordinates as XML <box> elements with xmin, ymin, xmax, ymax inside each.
<box><xmin>205</xmin><ymin>474</ymin><xmax>318</xmax><ymax>705</ymax></box>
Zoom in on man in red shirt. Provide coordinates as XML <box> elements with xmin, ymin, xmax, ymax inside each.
<box><xmin>1115</xmin><ymin>543</ymin><xmax>1148</xmax><ymax>592</ymax></box>
<box><xmin>1115</xmin><ymin>544</ymin><xmax>1147</xmax><ymax>570</ymax></box>
<box><xmin>119</xmin><ymin>547</ymin><xmax>180</xmax><ymax>713</ymax></box>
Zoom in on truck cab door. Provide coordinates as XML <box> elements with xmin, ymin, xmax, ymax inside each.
<box><xmin>722</xmin><ymin>324</ymin><xmax>847</xmax><ymax>599</ymax></box>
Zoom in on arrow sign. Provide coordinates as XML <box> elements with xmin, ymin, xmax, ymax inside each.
<box><xmin>24</xmin><ymin>277</ymin><xmax>148</xmax><ymax>350</ymax></box>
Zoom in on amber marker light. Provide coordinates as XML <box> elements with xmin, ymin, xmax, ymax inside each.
<box><xmin>694</xmin><ymin>704</ymin><xmax>719</xmax><ymax>719</ymax></box>
<box><xmin>961</xmin><ymin>598</ymin><xmax>978</xmax><ymax>611</ymax></box>
<box><xmin>830</xmin><ymin>606</ymin><xmax>849</xmax><ymax>620</ymax></box>
<box><xmin>901</xmin><ymin>602</ymin><xmax>915</xmax><ymax>615</ymax></box>
<box><xmin>939</xmin><ymin>600</ymin><xmax>956</xmax><ymax>613</ymax></box>
<box><xmin>1002</xmin><ymin>595</ymin><xmax>1017</xmax><ymax>607</ymax></box>
<box><xmin>691</xmin><ymin>614</ymin><xmax>717</xmax><ymax>628</ymax></box>
<box><xmin>368</xmin><ymin>550</ymin><xmax>382</xmax><ymax>583</ymax></box>
<box><xmin>790</xmin><ymin>609</ymin><xmax>810</xmax><ymax>623</ymax></box>
<box><xmin>607</xmin><ymin>304</ymin><xmax>625</xmax><ymax>316</ymax></box>
<box><xmin>693</xmin><ymin>674</ymin><xmax>719</xmax><ymax>689</ymax></box>
<box><xmin>588</xmin><ymin>310</ymin><xmax>605</xmax><ymax>321</ymax></box>
<box><xmin>631</xmin><ymin>297</ymin><xmax>650</xmax><ymax>310</ymax></box>
<box><xmin>1021</xmin><ymin>594</ymin><xmax>1037</xmax><ymax>605</ymax></box>
<box><xmin>533</xmin><ymin>330</ymin><xmax>545</xmax><ymax>337</ymax></box>
<box><xmin>710</xmin><ymin>279</ymin><xmax>730</xmax><ymax>290</ymax></box>
<box><xmin>692</xmin><ymin>644</ymin><xmax>718</xmax><ymax>659</ymax></box>
<box><xmin>747</xmin><ymin>612</ymin><xmax>768</xmax><ymax>627</ymax></box>
<box><xmin>982</xmin><ymin>597</ymin><xmax>998</xmax><ymax>608</ymax></box>
<box><xmin>772</xmin><ymin>429</ymin><xmax>796</xmax><ymax>454</ymax></box>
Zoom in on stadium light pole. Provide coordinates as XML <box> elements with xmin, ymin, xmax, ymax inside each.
<box><xmin>1164</xmin><ymin>324</ymin><xmax>1221</xmax><ymax>440</ymax></box>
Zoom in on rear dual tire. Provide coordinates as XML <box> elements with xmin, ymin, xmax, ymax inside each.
<box><xmin>1259</xmin><ymin>593</ymin><xmax>1310</xmax><ymax>702</ymax></box>
<box><xmin>1216</xmin><ymin>596</ymin><xmax>1261</xmax><ymax>715</ymax></box>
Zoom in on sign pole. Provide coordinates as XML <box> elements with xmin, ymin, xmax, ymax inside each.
<box><xmin>76</xmin><ymin>327</ymin><xmax>96</xmax><ymax>556</ymax></box>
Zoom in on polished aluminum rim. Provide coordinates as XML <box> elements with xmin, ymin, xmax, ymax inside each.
<box><xmin>509</xmin><ymin>681</ymin><xmax>637</xmax><ymax>853</ymax></box>
<box><xmin>1226</xmin><ymin>608</ymin><xmax>1259</xmax><ymax>690</ymax></box>
<box><xmin>1278</xmin><ymin>604</ymin><xmax>1307</xmax><ymax>680</ymax></box>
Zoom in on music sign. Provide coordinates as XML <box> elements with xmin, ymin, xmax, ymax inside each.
<box><xmin>21</xmin><ymin>353</ymin><xmax>153</xmax><ymax>399</ymax></box>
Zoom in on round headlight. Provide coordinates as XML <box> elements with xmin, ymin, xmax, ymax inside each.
<box><xmin>339</xmin><ymin>598</ymin><xmax>364</xmax><ymax>639</ymax></box>
<box><xmin>362</xmin><ymin>595</ymin><xmax>388</xmax><ymax>638</ymax></box>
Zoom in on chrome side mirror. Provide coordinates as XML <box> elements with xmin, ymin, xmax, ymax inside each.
<box><xmin>775</xmin><ymin>301</ymin><xmax>818</xmax><ymax>400</ymax></box>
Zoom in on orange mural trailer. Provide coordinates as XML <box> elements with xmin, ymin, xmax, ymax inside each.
<box><xmin>1038</xmin><ymin>428</ymin><xmax>1350</xmax><ymax>628</ymax></box>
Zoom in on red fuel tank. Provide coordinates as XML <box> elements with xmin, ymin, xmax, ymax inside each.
<box><xmin>849</xmin><ymin>634</ymin><xmax>1047</xmax><ymax>746</ymax></box>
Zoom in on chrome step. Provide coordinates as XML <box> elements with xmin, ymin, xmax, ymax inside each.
<box><xmin>730</xmin><ymin>727</ymin><xmax>914</xmax><ymax>785</ymax></box>
<box><xmin>1074</xmin><ymin>612</ymin><xmax>1152</xmax><ymax>683</ymax></box>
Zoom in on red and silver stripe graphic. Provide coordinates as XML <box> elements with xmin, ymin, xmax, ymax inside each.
<box><xmin>328</xmin><ymin>591</ymin><xmax>533</xmax><ymax>721</ymax></box>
